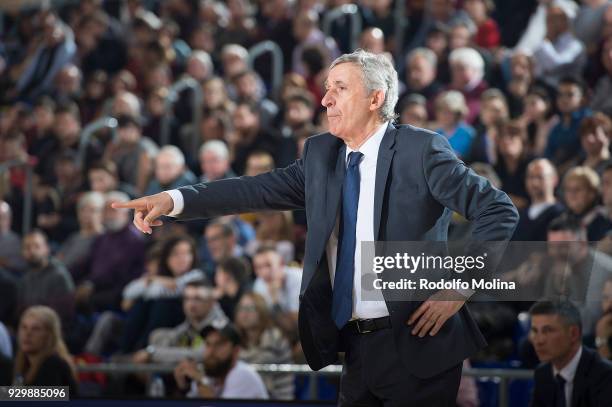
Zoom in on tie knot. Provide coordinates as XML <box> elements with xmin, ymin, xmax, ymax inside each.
<box><xmin>347</xmin><ymin>152</ymin><xmax>363</xmax><ymax>168</ymax></box>
<box><xmin>555</xmin><ymin>374</ymin><xmax>566</xmax><ymax>386</ymax></box>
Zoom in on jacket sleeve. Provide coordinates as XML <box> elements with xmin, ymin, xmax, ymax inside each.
<box><xmin>175</xmin><ymin>141</ymin><xmax>309</xmax><ymax>221</ymax></box>
<box><xmin>422</xmin><ymin>133</ymin><xmax>519</xmax><ymax>241</ymax></box>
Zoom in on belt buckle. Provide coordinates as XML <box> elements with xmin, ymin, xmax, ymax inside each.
<box><xmin>357</xmin><ymin>319</ymin><xmax>373</xmax><ymax>334</ymax></box>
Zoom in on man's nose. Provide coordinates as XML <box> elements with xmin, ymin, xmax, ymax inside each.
<box><xmin>321</xmin><ymin>91</ymin><xmax>334</xmax><ymax>108</ymax></box>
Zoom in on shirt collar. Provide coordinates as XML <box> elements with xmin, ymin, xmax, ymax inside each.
<box><xmin>553</xmin><ymin>346</ymin><xmax>582</xmax><ymax>383</ymax></box>
<box><xmin>346</xmin><ymin>121</ymin><xmax>389</xmax><ymax>160</ymax></box>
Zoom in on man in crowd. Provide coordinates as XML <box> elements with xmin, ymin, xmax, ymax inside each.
<box><xmin>173</xmin><ymin>323</ymin><xmax>268</xmax><ymax>399</ymax></box>
<box><xmin>529</xmin><ymin>300</ymin><xmax>612</xmax><ymax>406</ymax></box>
<box><xmin>132</xmin><ymin>280</ymin><xmax>228</xmax><ymax>364</ymax></box>
<box><xmin>18</xmin><ymin>229</ymin><xmax>75</xmax><ymax>324</ymax></box>
<box><xmin>73</xmin><ymin>191</ymin><xmax>145</xmax><ymax>313</ymax></box>
<box><xmin>513</xmin><ymin>159</ymin><xmax>564</xmax><ymax>241</ymax></box>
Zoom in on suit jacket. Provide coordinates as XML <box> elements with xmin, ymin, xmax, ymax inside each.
<box><xmin>176</xmin><ymin>123</ymin><xmax>519</xmax><ymax>378</ymax></box>
<box><xmin>531</xmin><ymin>347</ymin><xmax>612</xmax><ymax>407</ymax></box>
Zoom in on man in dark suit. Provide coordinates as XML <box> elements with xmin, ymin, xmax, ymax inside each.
<box><xmin>114</xmin><ymin>50</ymin><xmax>518</xmax><ymax>405</ymax></box>
<box><xmin>529</xmin><ymin>300</ymin><xmax>612</xmax><ymax>407</ymax></box>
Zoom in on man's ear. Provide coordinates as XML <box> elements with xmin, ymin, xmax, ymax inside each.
<box><xmin>370</xmin><ymin>89</ymin><xmax>385</xmax><ymax>112</ymax></box>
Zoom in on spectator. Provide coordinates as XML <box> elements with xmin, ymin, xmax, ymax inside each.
<box><xmin>469</xmin><ymin>88</ymin><xmax>510</xmax><ymax>165</ymax></box>
<box><xmin>280</xmin><ymin>90</ymin><xmax>315</xmax><ymax>141</ymax></box>
<box><xmin>464</xmin><ymin>0</ymin><xmax>501</xmax><ymax>50</ymax></box>
<box><xmin>494</xmin><ymin>120</ymin><xmax>533</xmax><ymax>210</ymax></box>
<box><xmin>291</xmin><ymin>10</ymin><xmax>339</xmax><ymax>77</ymax></box>
<box><xmin>514</xmin><ymin>0</ymin><xmax>578</xmax><ymax>55</ymax></box>
<box><xmin>433</xmin><ymin>90</ymin><xmax>475</xmax><ymax>159</ymax></box>
<box><xmin>398</xmin><ymin>94</ymin><xmax>429</xmax><ymax>129</ymax></box>
<box><xmin>235</xmin><ymin>292</ymin><xmax>294</xmax><ymax>400</ymax></box>
<box><xmin>561</xmin><ymin>166</ymin><xmax>600</xmax><ymax>229</ymax></box>
<box><xmin>533</xmin><ymin>5</ymin><xmax>586</xmax><ymax>87</ymax></box>
<box><xmin>519</xmin><ymin>87</ymin><xmax>558</xmax><ymax>157</ymax></box>
<box><xmin>573</xmin><ymin>0</ymin><xmax>610</xmax><ymax>55</ymax></box>
<box><xmin>529</xmin><ymin>300</ymin><xmax>612</xmax><ymax>406</ymax></box>
<box><xmin>104</xmin><ymin>114</ymin><xmax>156</xmax><ymax>195</ymax></box>
<box><xmin>229</xmin><ymin>102</ymin><xmax>282</xmax><ymax>175</ymax></box>
<box><xmin>185</xmin><ymin>51</ymin><xmax>214</xmax><ymax>84</ymax></box>
<box><xmin>202</xmin><ymin>77</ymin><xmax>235</xmax><ymax>114</ymax></box>
<box><xmin>447</xmin><ymin>47</ymin><xmax>488</xmax><ymax>125</ymax></box>
<box><xmin>513</xmin><ymin>159</ymin><xmax>564</xmax><ymax>241</ymax></box>
<box><xmin>87</xmin><ymin>160</ymin><xmax>138</xmax><ymax>198</ymax></box>
<box><xmin>399</xmin><ymin>47</ymin><xmax>442</xmax><ymax>120</ymax></box>
<box><xmin>448</xmin><ymin>19</ymin><xmax>478</xmax><ymax>51</ymax></box>
<box><xmin>198</xmin><ymin>141</ymin><xmax>236</xmax><ymax>183</ymax></box>
<box><xmin>359</xmin><ymin>27</ymin><xmax>386</xmax><ymax>55</ymax></box>
<box><xmin>173</xmin><ymin>323</ymin><xmax>268</xmax><ymax>399</ymax></box>
<box><xmin>252</xmin><ymin>245</ymin><xmax>301</xmax><ymax>340</ymax></box>
<box><xmin>144</xmin><ymin>146</ymin><xmax>197</xmax><ymax>196</ymax></box>
<box><xmin>73</xmin><ymin>191</ymin><xmax>145</xmax><ymax>313</ymax></box>
<box><xmin>591</xmin><ymin>37</ymin><xmax>612</xmax><ymax>117</ymax></box>
<box><xmin>18</xmin><ymin>230</ymin><xmax>75</xmax><ymax>326</ymax></box>
<box><xmin>587</xmin><ymin>163</ymin><xmax>612</xmax><ymax>241</ymax></box>
<box><xmin>201</xmin><ymin>220</ymin><xmax>247</xmax><ymax>280</ymax></box>
<box><xmin>13</xmin><ymin>306</ymin><xmax>78</xmax><ymax>393</ymax></box>
<box><xmin>594</xmin><ymin>276</ymin><xmax>612</xmax><ymax>360</ymax></box>
<box><xmin>52</xmin><ymin>63</ymin><xmax>82</xmax><ymax>104</ymax></box>
<box><xmin>0</xmin><ymin>200</ymin><xmax>26</xmax><ymax>274</ymax></box>
<box><xmin>246</xmin><ymin>211</ymin><xmax>295</xmax><ymax>265</ymax></box>
<box><xmin>575</xmin><ymin>113</ymin><xmax>612</xmax><ymax>176</ymax></box>
<box><xmin>57</xmin><ymin>191</ymin><xmax>105</xmax><ymax>276</ymax></box>
<box><xmin>545</xmin><ymin>76</ymin><xmax>591</xmax><ymax>169</ymax></box>
<box><xmin>8</xmin><ymin>10</ymin><xmax>77</xmax><ymax>102</ymax></box>
<box><xmin>214</xmin><ymin>257</ymin><xmax>251</xmax><ymax>320</ymax></box>
<box><xmin>504</xmin><ymin>52</ymin><xmax>535</xmax><ymax>118</ymax></box>
<box><xmin>231</xmin><ymin>70</ymin><xmax>279</xmax><ymax>132</ymax></box>
<box><xmin>121</xmin><ymin>235</ymin><xmax>206</xmax><ymax>352</ymax></box>
<box><xmin>130</xmin><ymin>279</ymin><xmax>227</xmax><ymax>365</ymax></box>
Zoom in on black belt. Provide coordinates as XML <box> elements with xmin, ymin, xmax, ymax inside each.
<box><xmin>345</xmin><ymin>316</ymin><xmax>392</xmax><ymax>334</ymax></box>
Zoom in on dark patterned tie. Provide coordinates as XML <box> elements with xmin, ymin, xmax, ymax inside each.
<box><xmin>331</xmin><ymin>151</ymin><xmax>363</xmax><ymax>329</ymax></box>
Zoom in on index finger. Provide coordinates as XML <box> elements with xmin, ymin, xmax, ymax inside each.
<box><xmin>111</xmin><ymin>198</ymin><xmax>146</xmax><ymax>210</ymax></box>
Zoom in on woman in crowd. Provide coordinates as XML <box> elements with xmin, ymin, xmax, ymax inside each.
<box><xmin>57</xmin><ymin>191</ymin><xmax>105</xmax><ymax>276</ymax></box>
<box><xmin>214</xmin><ymin>257</ymin><xmax>251</xmax><ymax>320</ymax></box>
<box><xmin>519</xmin><ymin>87</ymin><xmax>558</xmax><ymax>157</ymax></box>
<box><xmin>469</xmin><ymin>88</ymin><xmax>510</xmax><ymax>164</ymax></box>
<box><xmin>121</xmin><ymin>234</ymin><xmax>206</xmax><ymax>352</ymax></box>
<box><xmin>494</xmin><ymin>119</ymin><xmax>533</xmax><ymax>210</ymax></box>
<box><xmin>13</xmin><ymin>306</ymin><xmax>78</xmax><ymax>393</ymax></box>
<box><xmin>235</xmin><ymin>292</ymin><xmax>294</xmax><ymax>400</ymax></box>
<box><xmin>434</xmin><ymin>90</ymin><xmax>475</xmax><ymax>159</ymax></box>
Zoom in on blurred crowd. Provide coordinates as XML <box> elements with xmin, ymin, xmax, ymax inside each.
<box><xmin>1</xmin><ymin>0</ymin><xmax>612</xmax><ymax>403</ymax></box>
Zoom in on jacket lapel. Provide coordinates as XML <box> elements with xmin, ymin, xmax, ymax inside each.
<box><xmin>374</xmin><ymin>124</ymin><xmax>397</xmax><ymax>240</ymax></box>
<box><xmin>324</xmin><ymin>141</ymin><xmax>346</xmax><ymax>240</ymax></box>
<box><xmin>571</xmin><ymin>348</ymin><xmax>591</xmax><ymax>406</ymax></box>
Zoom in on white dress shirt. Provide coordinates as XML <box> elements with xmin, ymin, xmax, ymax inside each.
<box><xmin>165</xmin><ymin>122</ymin><xmax>391</xmax><ymax>320</ymax></box>
<box><xmin>326</xmin><ymin>121</ymin><xmax>390</xmax><ymax>320</ymax></box>
<box><xmin>552</xmin><ymin>346</ymin><xmax>582</xmax><ymax>407</ymax></box>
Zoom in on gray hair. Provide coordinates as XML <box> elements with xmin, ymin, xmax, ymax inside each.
<box><xmin>189</xmin><ymin>51</ymin><xmax>213</xmax><ymax>75</ymax></box>
<box><xmin>77</xmin><ymin>191</ymin><xmax>105</xmax><ymax>211</ymax></box>
<box><xmin>449</xmin><ymin>47</ymin><xmax>485</xmax><ymax>80</ymax></box>
<box><xmin>406</xmin><ymin>47</ymin><xmax>438</xmax><ymax>70</ymax></box>
<box><xmin>329</xmin><ymin>49</ymin><xmax>399</xmax><ymax>122</ymax></box>
<box><xmin>199</xmin><ymin>140</ymin><xmax>229</xmax><ymax>161</ymax></box>
<box><xmin>158</xmin><ymin>145</ymin><xmax>185</xmax><ymax>167</ymax></box>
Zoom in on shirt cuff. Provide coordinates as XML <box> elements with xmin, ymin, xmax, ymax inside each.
<box><xmin>455</xmin><ymin>287</ymin><xmax>474</xmax><ymax>300</ymax></box>
<box><xmin>164</xmin><ymin>189</ymin><xmax>184</xmax><ymax>217</ymax></box>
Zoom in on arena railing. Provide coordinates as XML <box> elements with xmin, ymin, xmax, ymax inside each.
<box><xmin>0</xmin><ymin>159</ymin><xmax>34</xmax><ymax>235</ymax></box>
<box><xmin>77</xmin><ymin>363</ymin><xmax>533</xmax><ymax>407</ymax></box>
<box><xmin>322</xmin><ymin>4</ymin><xmax>362</xmax><ymax>53</ymax></box>
<box><xmin>78</xmin><ymin>116</ymin><xmax>118</xmax><ymax>168</ymax></box>
<box><xmin>160</xmin><ymin>77</ymin><xmax>203</xmax><ymax>152</ymax></box>
<box><xmin>248</xmin><ymin>40</ymin><xmax>284</xmax><ymax>98</ymax></box>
